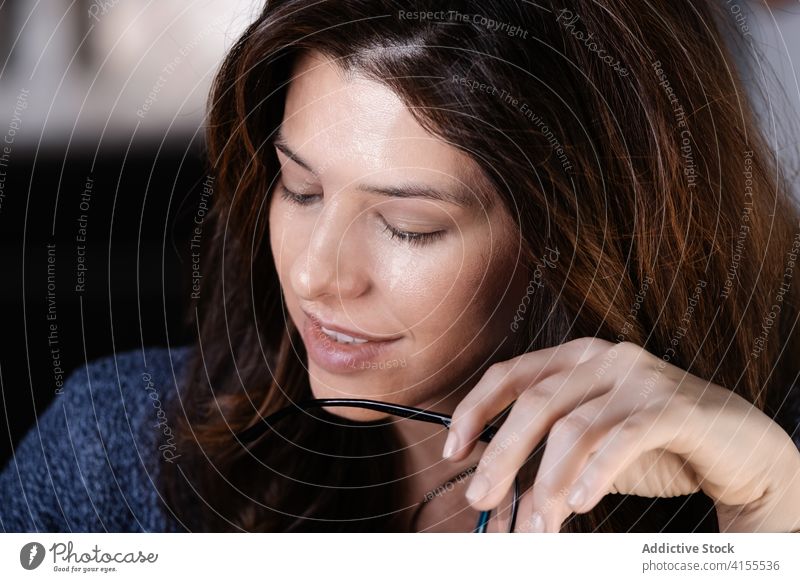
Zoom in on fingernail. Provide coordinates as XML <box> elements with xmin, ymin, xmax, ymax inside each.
<box><xmin>567</xmin><ymin>484</ymin><xmax>585</xmax><ymax>509</ymax></box>
<box><xmin>529</xmin><ymin>512</ymin><xmax>545</xmax><ymax>533</ymax></box>
<box><xmin>465</xmin><ymin>474</ymin><xmax>490</xmax><ymax>503</ymax></box>
<box><xmin>442</xmin><ymin>431</ymin><xmax>459</xmax><ymax>459</ymax></box>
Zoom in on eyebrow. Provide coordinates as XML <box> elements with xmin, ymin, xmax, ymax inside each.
<box><xmin>272</xmin><ymin>129</ymin><xmax>486</xmax><ymax>209</ymax></box>
<box><xmin>273</xmin><ymin>130</ymin><xmax>316</xmax><ymax>175</ymax></box>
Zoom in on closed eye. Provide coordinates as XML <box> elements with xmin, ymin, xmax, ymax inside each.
<box><xmin>278</xmin><ymin>181</ymin><xmax>446</xmax><ymax>247</ymax></box>
<box><xmin>279</xmin><ymin>184</ymin><xmax>321</xmax><ymax>205</ymax></box>
<box><xmin>379</xmin><ymin>216</ymin><xmax>445</xmax><ymax>247</ymax></box>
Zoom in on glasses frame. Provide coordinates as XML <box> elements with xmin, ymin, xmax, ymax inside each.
<box><xmin>237</xmin><ymin>398</ymin><xmax>520</xmax><ymax>533</ymax></box>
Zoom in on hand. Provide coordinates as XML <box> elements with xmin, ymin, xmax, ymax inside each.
<box><xmin>442</xmin><ymin>338</ymin><xmax>800</xmax><ymax>532</ymax></box>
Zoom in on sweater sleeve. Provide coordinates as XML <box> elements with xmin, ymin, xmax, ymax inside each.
<box><xmin>0</xmin><ymin>346</ymin><xmax>191</xmax><ymax>532</ymax></box>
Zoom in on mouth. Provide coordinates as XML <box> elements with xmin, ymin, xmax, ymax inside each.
<box><xmin>318</xmin><ymin>325</ymin><xmax>369</xmax><ymax>345</ymax></box>
<box><xmin>303</xmin><ymin>310</ymin><xmax>401</xmax><ymax>342</ymax></box>
<box><xmin>300</xmin><ymin>310</ymin><xmax>403</xmax><ymax>373</ymax></box>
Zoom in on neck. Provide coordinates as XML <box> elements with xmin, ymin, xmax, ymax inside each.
<box><xmin>390</xmin><ymin>385</ymin><xmax>486</xmax><ymax>531</ymax></box>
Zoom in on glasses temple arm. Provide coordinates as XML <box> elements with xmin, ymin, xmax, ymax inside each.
<box><xmin>236</xmin><ymin>398</ymin><xmax>502</xmax><ymax>443</ymax></box>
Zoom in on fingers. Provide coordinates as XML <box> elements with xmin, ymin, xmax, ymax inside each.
<box><xmin>463</xmin><ymin>350</ymin><xmax>620</xmax><ymax>511</ymax></box>
<box><xmin>527</xmin><ymin>392</ymin><xmax>629</xmax><ymax>532</ymax></box>
<box><xmin>444</xmin><ymin>337</ymin><xmax>609</xmax><ymax>461</ymax></box>
<box><xmin>564</xmin><ymin>407</ymin><xmax>682</xmax><ymax>517</ymax></box>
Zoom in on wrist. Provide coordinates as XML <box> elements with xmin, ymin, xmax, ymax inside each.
<box><xmin>717</xmin><ymin>444</ymin><xmax>800</xmax><ymax>532</ymax></box>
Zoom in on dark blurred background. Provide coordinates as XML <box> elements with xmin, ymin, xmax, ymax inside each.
<box><xmin>0</xmin><ymin>0</ymin><xmax>260</xmax><ymax>466</ymax></box>
<box><xmin>1</xmin><ymin>0</ymin><xmax>799</xmax><ymax>468</ymax></box>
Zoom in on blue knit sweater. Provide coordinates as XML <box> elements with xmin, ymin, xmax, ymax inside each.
<box><xmin>0</xmin><ymin>346</ymin><xmax>192</xmax><ymax>532</ymax></box>
<box><xmin>2</xmin><ymin>345</ymin><xmax>799</xmax><ymax>532</ymax></box>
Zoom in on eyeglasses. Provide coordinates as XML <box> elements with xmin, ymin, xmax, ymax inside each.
<box><xmin>237</xmin><ymin>398</ymin><xmax>520</xmax><ymax>532</ymax></box>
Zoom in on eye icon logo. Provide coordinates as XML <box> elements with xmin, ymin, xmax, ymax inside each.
<box><xmin>20</xmin><ymin>542</ymin><xmax>46</xmax><ymax>570</ymax></box>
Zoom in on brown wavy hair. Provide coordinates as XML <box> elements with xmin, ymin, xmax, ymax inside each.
<box><xmin>160</xmin><ymin>0</ymin><xmax>800</xmax><ymax>532</ymax></box>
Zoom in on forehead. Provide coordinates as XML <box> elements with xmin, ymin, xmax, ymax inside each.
<box><xmin>280</xmin><ymin>50</ymin><xmax>490</xmax><ymax>199</ymax></box>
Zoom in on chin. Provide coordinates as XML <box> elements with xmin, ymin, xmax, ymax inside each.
<box><xmin>320</xmin><ymin>406</ymin><xmax>395</xmax><ymax>424</ymax></box>
<box><xmin>307</xmin><ymin>376</ymin><xmax>413</xmax><ymax>423</ymax></box>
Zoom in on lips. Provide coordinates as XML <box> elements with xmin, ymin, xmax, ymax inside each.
<box><xmin>302</xmin><ymin>309</ymin><xmax>403</xmax><ymax>341</ymax></box>
<box><xmin>300</xmin><ymin>310</ymin><xmax>402</xmax><ymax>374</ymax></box>
<box><xmin>318</xmin><ymin>325</ymin><xmax>369</xmax><ymax>345</ymax></box>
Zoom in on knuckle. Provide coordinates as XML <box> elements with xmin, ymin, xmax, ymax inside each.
<box><xmin>516</xmin><ymin>381</ymin><xmax>556</xmax><ymax>410</ymax></box>
<box><xmin>569</xmin><ymin>336</ymin><xmax>608</xmax><ymax>359</ymax></box>
<box><xmin>532</xmin><ymin>373</ymin><xmax>567</xmax><ymax>400</ymax></box>
<box><xmin>514</xmin><ymin>386</ymin><xmax>542</xmax><ymax>409</ymax></box>
<box><xmin>484</xmin><ymin>360</ymin><xmax>513</xmax><ymax>384</ymax></box>
<box><xmin>449</xmin><ymin>403</ymin><xmax>466</xmax><ymax>426</ymax></box>
<box><xmin>644</xmin><ymin>388</ymin><xmax>694</xmax><ymax>415</ymax></box>
<box><xmin>570</xmin><ymin>336</ymin><xmax>601</xmax><ymax>353</ymax></box>
<box><xmin>616</xmin><ymin>341</ymin><xmax>643</xmax><ymax>360</ymax></box>
<box><xmin>550</xmin><ymin>413</ymin><xmax>591</xmax><ymax>438</ymax></box>
<box><xmin>450</xmin><ymin>398</ymin><xmax>482</xmax><ymax>428</ymax></box>
<box><xmin>617</xmin><ymin>412</ymin><xmax>649</xmax><ymax>436</ymax></box>
<box><xmin>450</xmin><ymin>397</ymin><xmax>480</xmax><ymax>426</ymax></box>
<box><xmin>481</xmin><ymin>429</ymin><xmax>522</xmax><ymax>470</ymax></box>
<box><xmin>635</xmin><ymin>391</ymin><xmax>664</xmax><ymax>414</ymax></box>
<box><xmin>476</xmin><ymin>454</ymin><xmax>510</xmax><ymax>483</ymax></box>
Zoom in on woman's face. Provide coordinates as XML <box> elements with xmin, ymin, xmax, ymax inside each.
<box><xmin>269</xmin><ymin>51</ymin><xmax>528</xmax><ymax>421</ymax></box>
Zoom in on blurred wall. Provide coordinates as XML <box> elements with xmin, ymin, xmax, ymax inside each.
<box><xmin>0</xmin><ymin>0</ymin><xmax>261</xmax><ymax>466</ymax></box>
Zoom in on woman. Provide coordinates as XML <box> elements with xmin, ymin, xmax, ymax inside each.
<box><xmin>161</xmin><ymin>0</ymin><xmax>800</xmax><ymax>532</ymax></box>
<box><xmin>2</xmin><ymin>0</ymin><xmax>800</xmax><ymax>533</ymax></box>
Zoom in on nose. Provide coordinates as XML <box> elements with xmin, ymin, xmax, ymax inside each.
<box><xmin>289</xmin><ymin>199</ymin><xmax>370</xmax><ymax>302</ymax></box>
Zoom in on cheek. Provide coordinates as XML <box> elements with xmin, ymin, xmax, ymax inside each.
<box><xmin>372</xmin><ymin>234</ymin><xmax>510</xmax><ymax>339</ymax></box>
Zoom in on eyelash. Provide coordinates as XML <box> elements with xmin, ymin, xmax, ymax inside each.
<box><xmin>380</xmin><ymin>220</ymin><xmax>445</xmax><ymax>247</ymax></box>
<box><xmin>279</xmin><ymin>186</ymin><xmax>445</xmax><ymax>247</ymax></box>
<box><xmin>279</xmin><ymin>185</ymin><xmax>318</xmax><ymax>206</ymax></box>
